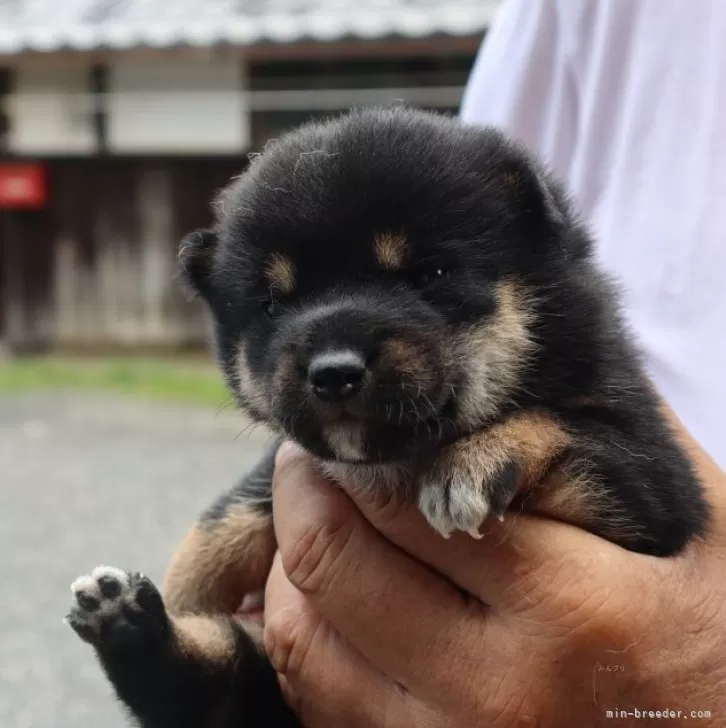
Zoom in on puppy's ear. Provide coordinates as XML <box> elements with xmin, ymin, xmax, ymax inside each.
<box><xmin>501</xmin><ymin>158</ymin><xmax>566</xmax><ymax>230</ymax></box>
<box><xmin>498</xmin><ymin>153</ymin><xmax>593</xmax><ymax>261</ymax></box>
<box><xmin>178</xmin><ymin>228</ymin><xmax>218</xmax><ymax>298</ymax></box>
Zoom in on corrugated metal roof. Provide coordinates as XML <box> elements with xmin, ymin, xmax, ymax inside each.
<box><xmin>0</xmin><ymin>0</ymin><xmax>499</xmax><ymax>54</ymax></box>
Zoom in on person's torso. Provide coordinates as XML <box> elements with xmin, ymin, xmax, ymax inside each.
<box><xmin>558</xmin><ymin>0</ymin><xmax>726</xmax><ymax>467</ymax></box>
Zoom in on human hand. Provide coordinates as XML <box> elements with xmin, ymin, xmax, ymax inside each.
<box><xmin>264</xmin><ymin>416</ymin><xmax>726</xmax><ymax>727</ymax></box>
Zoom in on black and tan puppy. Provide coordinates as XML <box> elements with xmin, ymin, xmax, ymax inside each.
<box><xmin>66</xmin><ymin>107</ymin><xmax>708</xmax><ymax>728</ymax></box>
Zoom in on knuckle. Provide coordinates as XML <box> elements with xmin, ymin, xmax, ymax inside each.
<box><xmin>509</xmin><ymin>550</ymin><xmax>620</xmax><ymax>628</ymax></box>
<box><xmin>678</xmin><ymin>574</ymin><xmax>723</xmax><ymax>641</ymax></box>
<box><xmin>548</xmin><ymin>586</ymin><xmax>638</xmax><ymax>663</ymax></box>
<box><xmin>265</xmin><ymin>608</ymin><xmax>319</xmax><ymax>679</ymax></box>
<box><xmin>557</xmin><ymin>586</ymin><xmax>621</xmax><ymax>635</ymax></box>
<box><xmin>273</xmin><ymin>443</ymin><xmax>308</xmax><ymax>485</ymax></box>
<box><xmin>496</xmin><ymin>554</ymin><xmax>571</xmax><ymax>616</ymax></box>
<box><xmin>281</xmin><ymin>516</ymin><xmax>355</xmax><ymax>596</ymax></box>
<box><xmin>453</xmin><ymin>657</ymin><xmax>542</xmax><ymax>728</ymax></box>
<box><xmin>355</xmin><ymin>484</ymin><xmax>408</xmax><ymax>529</ymax></box>
<box><xmin>487</xmin><ymin>690</ymin><xmax>541</xmax><ymax>728</ymax></box>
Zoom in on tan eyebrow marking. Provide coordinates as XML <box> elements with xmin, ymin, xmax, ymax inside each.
<box><xmin>502</xmin><ymin>170</ymin><xmax>521</xmax><ymax>188</ymax></box>
<box><xmin>374</xmin><ymin>232</ymin><xmax>408</xmax><ymax>270</ymax></box>
<box><xmin>264</xmin><ymin>253</ymin><xmax>296</xmax><ymax>294</ymax></box>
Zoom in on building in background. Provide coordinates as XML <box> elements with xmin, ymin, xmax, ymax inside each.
<box><xmin>0</xmin><ymin>0</ymin><xmax>499</xmax><ymax>351</ymax></box>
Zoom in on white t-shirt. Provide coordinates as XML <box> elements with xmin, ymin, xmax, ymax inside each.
<box><xmin>461</xmin><ymin>0</ymin><xmax>726</xmax><ymax>469</ymax></box>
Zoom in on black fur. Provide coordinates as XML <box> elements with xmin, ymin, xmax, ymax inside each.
<box><xmin>67</xmin><ymin>571</ymin><xmax>298</xmax><ymax>728</ymax></box>
<box><xmin>200</xmin><ymin>440</ymin><xmax>280</xmax><ymax>522</ymax></box>
<box><xmin>70</xmin><ymin>107</ymin><xmax>708</xmax><ymax>726</ymax></box>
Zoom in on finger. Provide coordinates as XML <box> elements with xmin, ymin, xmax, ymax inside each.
<box><xmin>264</xmin><ymin>555</ymin><xmax>442</xmax><ymax>728</ymax></box>
<box><xmin>277</xmin><ymin>676</ymin><xmax>444</xmax><ymax>728</ymax></box>
<box><xmin>271</xmin><ymin>444</ymin><xmax>498</xmax><ymax>695</ymax></box>
<box><xmin>331</xmin><ymin>465</ymin><xmax>627</xmax><ymax>614</ymax></box>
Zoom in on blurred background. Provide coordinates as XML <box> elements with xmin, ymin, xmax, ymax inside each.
<box><xmin>0</xmin><ymin>1</ymin><xmax>499</xmax><ymax>725</ymax></box>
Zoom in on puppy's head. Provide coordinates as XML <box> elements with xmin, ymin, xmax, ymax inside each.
<box><xmin>180</xmin><ymin>108</ymin><xmax>582</xmax><ymax>463</ymax></box>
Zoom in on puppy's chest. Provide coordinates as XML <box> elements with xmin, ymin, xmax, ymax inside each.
<box><xmin>317</xmin><ymin>429</ymin><xmax>506</xmax><ymax>500</ymax></box>
<box><xmin>320</xmin><ymin>460</ymin><xmax>417</xmax><ymax>498</ymax></box>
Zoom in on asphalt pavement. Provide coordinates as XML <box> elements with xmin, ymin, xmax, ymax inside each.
<box><xmin>0</xmin><ymin>392</ymin><xmax>271</xmax><ymax>728</ymax></box>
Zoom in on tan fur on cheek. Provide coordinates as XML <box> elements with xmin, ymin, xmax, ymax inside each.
<box><xmin>374</xmin><ymin>232</ymin><xmax>408</xmax><ymax>270</ymax></box>
<box><xmin>264</xmin><ymin>253</ymin><xmax>296</xmax><ymax>294</ymax></box>
<box><xmin>379</xmin><ymin>338</ymin><xmax>436</xmax><ymax>387</ymax></box>
<box><xmin>502</xmin><ymin>170</ymin><xmax>521</xmax><ymax>189</ymax></box>
<box><xmin>449</xmin><ymin>279</ymin><xmax>537</xmax><ymax>429</ymax></box>
<box><xmin>236</xmin><ymin>343</ymin><xmax>270</xmax><ymax>418</ymax></box>
<box><xmin>269</xmin><ymin>349</ymin><xmax>297</xmax><ymax>420</ymax></box>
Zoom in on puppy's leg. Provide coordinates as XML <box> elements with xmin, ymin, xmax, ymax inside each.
<box><xmin>66</xmin><ymin>566</ymin><xmax>300</xmax><ymax>728</ymax></box>
<box><xmin>531</xmin><ymin>411</ymin><xmax>708</xmax><ymax>556</ymax></box>
<box><xmin>416</xmin><ymin>408</ymin><xmax>707</xmax><ymax>555</ymax></box>
<box><xmin>417</xmin><ymin>410</ymin><xmax>569</xmax><ymax>538</ymax></box>
<box><xmin>164</xmin><ymin>441</ymin><xmax>279</xmax><ymax>617</ymax></box>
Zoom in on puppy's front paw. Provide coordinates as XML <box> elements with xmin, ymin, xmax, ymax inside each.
<box><xmin>417</xmin><ymin>447</ymin><xmax>521</xmax><ymax>538</ymax></box>
<box><xmin>66</xmin><ymin>566</ymin><xmax>169</xmax><ymax>650</ymax></box>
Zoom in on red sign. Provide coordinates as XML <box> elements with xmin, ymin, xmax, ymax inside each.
<box><xmin>0</xmin><ymin>163</ymin><xmax>47</xmax><ymax>209</ymax></box>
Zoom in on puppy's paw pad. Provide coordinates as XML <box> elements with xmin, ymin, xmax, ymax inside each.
<box><xmin>66</xmin><ymin>566</ymin><xmax>166</xmax><ymax>647</ymax></box>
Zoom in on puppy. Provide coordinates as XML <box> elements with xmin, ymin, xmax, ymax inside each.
<box><xmin>66</xmin><ymin>107</ymin><xmax>708</xmax><ymax>728</ymax></box>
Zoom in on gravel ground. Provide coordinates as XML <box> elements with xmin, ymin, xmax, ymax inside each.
<box><xmin>0</xmin><ymin>392</ymin><xmax>272</xmax><ymax>728</ymax></box>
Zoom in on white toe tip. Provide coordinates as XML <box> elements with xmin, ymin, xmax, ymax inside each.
<box><xmin>91</xmin><ymin>565</ymin><xmax>128</xmax><ymax>584</ymax></box>
<box><xmin>70</xmin><ymin>574</ymin><xmax>98</xmax><ymax>596</ymax></box>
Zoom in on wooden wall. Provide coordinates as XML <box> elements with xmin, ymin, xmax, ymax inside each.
<box><xmin>0</xmin><ymin>157</ymin><xmax>243</xmax><ymax>351</ymax></box>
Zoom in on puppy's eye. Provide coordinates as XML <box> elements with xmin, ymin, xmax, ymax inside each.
<box><xmin>411</xmin><ymin>268</ymin><xmax>448</xmax><ymax>289</ymax></box>
<box><xmin>264</xmin><ymin>300</ymin><xmax>283</xmax><ymax>319</ymax></box>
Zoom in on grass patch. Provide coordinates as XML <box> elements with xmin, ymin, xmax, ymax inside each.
<box><xmin>0</xmin><ymin>356</ymin><xmax>231</xmax><ymax>408</ymax></box>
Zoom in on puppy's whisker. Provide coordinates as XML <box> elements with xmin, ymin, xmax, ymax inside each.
<box><xmin>215</xmin><ymin>398</ymin><xmax>236</xmax><ymax>418</ymax></box>
<box><xmin>420</xmin><ymin>392</ymin><xmax>437</xmax><ymax>416</ymax></box>
<box><xmin>233</xmin><ymin>421</ymin><xmax>263</xmax><ymax>441</ymax></box>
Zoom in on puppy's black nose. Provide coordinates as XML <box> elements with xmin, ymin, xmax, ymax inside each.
<box><xmin>308</xmin><ymin>350</ymin><xmax>366</xmax><ymax>402</ymax></box>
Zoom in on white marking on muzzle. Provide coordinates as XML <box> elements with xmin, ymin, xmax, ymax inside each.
<box><xmin>323</xmin><ymin>422</ymin><xmax>366</xmax><ymax>462</ymax></box>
